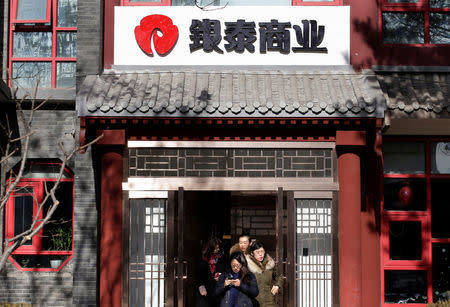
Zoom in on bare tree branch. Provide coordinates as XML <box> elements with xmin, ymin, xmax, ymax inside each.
<box><xmin>0</xmin><ymin>79</ymin><xmax>102</xmax><ymax>272</ymax></box>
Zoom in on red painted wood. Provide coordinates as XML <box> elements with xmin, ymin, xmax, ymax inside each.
<box><xmin>338</xmin><ymin>150</ymin><xmax>363</xmax><ymax>307</ymax></box>
<box><xmin>96</xmin><ymin>130</ymin><xmax>126</xmax><ymax>145</ymax></box>
<box><xmin>100</xmin><ymin>149</ymin><xmax>123</xmax><ymax>307</ymax></box>
<box><xmin>336</xmin><ymin>130</ymin><xmax>366</xmax><ymax>146</ymax></box>
<box><xmin>104</xmin><ymin>0</ymin><xmax>120</xmax><ymax>69</ymax></box>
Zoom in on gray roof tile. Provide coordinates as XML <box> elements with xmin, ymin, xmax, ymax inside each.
<box><xmin>77</xmin><ymin>69</ymin><xmax>387</xmax><ymax>118</ymax></box>
<box><xmin>377</xmin><ymin>73</ymin><xmax>450</xmax><ymax>114</ymax></box>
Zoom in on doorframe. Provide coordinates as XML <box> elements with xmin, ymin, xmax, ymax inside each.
<box><xmin>125</xmin><ymin>188</ymin><xmax>338</xmax><ymax>307</ymax></box>
<box><xmin>123</xmin><ymin>140</ymin><xmax>339</xmax><ymax>307</ymax></box>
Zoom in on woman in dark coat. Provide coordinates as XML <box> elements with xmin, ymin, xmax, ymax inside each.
<box><xmin>196</xmin><ymin>236</ymin><xmax>226</xmax><ymax>307</ymax></box>
<box><xmin>247</xmin><ymin>241</ymin><xmax>284</xmax><ymax>307</ymax></box>
<box><xmin>214</xmin><ymin>252</ymin><xmax>259</xmax><ymax>307</ymax></box>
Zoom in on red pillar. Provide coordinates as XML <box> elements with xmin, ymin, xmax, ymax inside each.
<box><xmin>336</xmin><ymin>131</ymin><xmax>366</xmax><ymax>307</ymax></box>
<box><xmin>99</xmin><ymin>130</ymin><xmax>125</xmax><ymax>307</ymax></box>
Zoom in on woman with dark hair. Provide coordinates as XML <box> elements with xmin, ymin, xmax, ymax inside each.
<box><xmin>214</xmin><ymin>252</ymin><xmax>259</xmax><ymax>307</ymax></box>
<box><xmin>247</xmin><ymin>241</ymin><xmax>284</xmax><ymax>307</ymax></box>
<box><xmin>196</xmin><ymin>236</ymin><xmax>226</xmax><ymax>307</ymax></box>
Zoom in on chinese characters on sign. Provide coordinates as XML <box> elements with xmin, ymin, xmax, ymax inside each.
<box><xmin>189</xmin><ymin>19</ymin><xmax>327</xmax><ymax>54</ymax></box>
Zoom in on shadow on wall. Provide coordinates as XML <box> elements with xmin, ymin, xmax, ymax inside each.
<box><xmin>351</xmin><ymin>0</ymin><xmax>450</xmax><ymax>69</ymax></box>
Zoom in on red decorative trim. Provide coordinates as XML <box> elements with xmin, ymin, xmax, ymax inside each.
<box><xmin>336</xmin><ymin>130</ymin><xmax>367</xmax><ymax>146</ymax></box>
<box><xmin>96</xmin><ymin>129</ymin><xmax>126</xmax><ymax>146</ymax></box>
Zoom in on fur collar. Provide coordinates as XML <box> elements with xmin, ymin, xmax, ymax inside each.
<box><xmin>229</xmin><ymin>243</ymin><xmax>249</xmax><ymax>255</ymax></box>
<box><xmin>247</xmin><ymin>253</ymin><xmax>275</xmax><ymax>274</ymax></box>
<box><xmin>229</xmin><ymin>243</ymin><xmax>241</xmax><ymax>255</ymax></box>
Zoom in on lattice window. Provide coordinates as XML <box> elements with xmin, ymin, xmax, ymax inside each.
<box><xmin>130</xmin><ymin>199</ymin><xmax>166</xmax><ymax>307</ymax></box>
<box><xmin>296</xmin><ymin>199</ymin><xmax>332</xmax><ymax>307</ymax></box>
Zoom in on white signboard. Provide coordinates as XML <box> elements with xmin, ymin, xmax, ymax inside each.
<box><xmin>114</xmin><ymin>6</ymin><xmax>350</xmax><ymax>66</ymax></box>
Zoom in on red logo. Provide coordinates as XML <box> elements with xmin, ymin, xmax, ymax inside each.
<box><xmin>135</xmin><ymin>15</ymin><xmax>178</xmax><ymax>56</ymax></box>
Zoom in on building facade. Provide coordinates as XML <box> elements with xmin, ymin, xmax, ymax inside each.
<box><xmin>0</xmin><ymin>0</ymin><xmax>449</xmax><ymax>307</ymax></box>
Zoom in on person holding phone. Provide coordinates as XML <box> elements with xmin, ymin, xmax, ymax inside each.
<box><xmin>247</xmin><ymin>241</ymin><xmax>284</xmax><ymax>307</ymax></box>
<box><xmin>196</xmin><ymin>236</ymin><xmax>225</xmax><ymax>307</ymax></box>
<box><xmin>214</xmin><ymin>252</ymin><xmax>259</xmax><ymax>307</ymax></box>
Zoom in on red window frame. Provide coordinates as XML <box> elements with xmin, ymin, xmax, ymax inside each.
<box><xmin>379</xmin><ymin>0</ymin><xmax>450</xmax><ymax>46</ymax></box>
<box><xmin>5</xmin><ymin>181</ymin><xmax>44</xmax><ymax>254</ymax></box>
<box><xmin>381</xmin><ymin>137</ymin><xmax>450</xmax><ymax>306</ymax></box>
<box><xmin>121</xmin><ymin>0</ymin><xmax>342</xmax><ymax>6</ymax></box>
<box><xmin>9</xmin><ymin>0</ymin><xmax>77</xmax><ymax>89</ymax></box>
<box><xmin>5</xmin><ymin>162</ymin><xmax>75</xmax><ymax>272</ymax></box>
<box><xmin>11</xmin><ymin>0</ymin><xmax>52</xmax><ymax>24</ymax></box>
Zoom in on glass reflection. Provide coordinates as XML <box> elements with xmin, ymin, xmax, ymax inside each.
<box><xmin>383</xmin><ymin>142</ymin><xmax>425</xmax><ymax>174</ymax></box>
<box><xmin>17</xmin><ymin>0</ymin><xmax>48</xmax><ymax>21</ymax></box>
<box><xmin>384</xmin><ymin>179</ymin><xmax>426</xmax><ymax>211</ymax></box>
<box><xmin>430</xmin><ymin>13</ymin><xmax>450</xmax><ymax>44</ymax></box>
<box><xmin>57</xmin><ymin>32</ymin><xmax>77</xmax><ymax>58</ymax></box>
<box><xmin>431</xmin><ymin>179</ymin><xmax>450</xmax><ymax>238</ymax></box>
<box><xmin>12</xmin><ymin>62</ymin><xmax>51</xmax><ymax>88</ymax></box>
<box><xmin>432</xmin><ymin>244</ymin><xmax>450</xmax><ymax>303</ymax></box>
<box><xmin>385</xmin><ymin>270</ymin><xmax>427</xmax><ymax>303</ymax></box>
<box><xmin>389</xmin><ymin>221</ymin><xmax>422</xmax><ymax>260</ymax></box>
<box><xmin>58</xmin><ymin>0</ymin><xmax>77</xmax><ymax>27</ymax></box>
<box><xmin>57</xmin><ymin>62</ymin><xmax>76</xmax><ymax>88</ymax></box>
<box><xmin>382</xmin><ymin>12</ymin><xmax>424</xmax><ymax>44</ymax></box>
<box><xmin>431</xmin><ymin>142</ymin><xmax>450</xmax><ymax>174</ymax></box>
<box><xmin>430</xmin><ymin>0</ymin><xmax>450</xmax><ymax>8</ymax></box>
<box><xmin>13</xmin><ymin>32</ymin><xmax>52</xmax><ymax>58</ymax></box>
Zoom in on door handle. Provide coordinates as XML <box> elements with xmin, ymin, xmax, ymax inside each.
<box><xmin>174</xmin><ymin>258</ymin><xmax>178</xmax><ymax>279</ymax></box>
<box><xmin>182</xmin><ymin>260</ymin><xmax>188</xmax><ymax>280</ymax></box>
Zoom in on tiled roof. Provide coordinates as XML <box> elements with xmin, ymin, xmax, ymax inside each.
<box><xmin>77</xmin><ymin>69</ymin><xmax>386</xmax><ymax>118</ymax></box>
<box><xmin>377</xmin><ymin>73</ymin><xmax>450</xmax><ymax>114</ymax></box>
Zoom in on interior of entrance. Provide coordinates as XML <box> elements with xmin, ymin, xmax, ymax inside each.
<box><xmin>183</xmin><ymin>191</ymin><xmax>277</xmax><ymax>306</ymax></box>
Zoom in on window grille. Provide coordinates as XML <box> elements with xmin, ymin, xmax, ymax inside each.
<box><xmin>130</xmin><ymin>199</ymin><xmax>166</xmax><ymax>307</ymax></box>
<box><xmin>296</xmin><ymin>199</ymin><xmax>332</xmax><ymax>307</ymax></box>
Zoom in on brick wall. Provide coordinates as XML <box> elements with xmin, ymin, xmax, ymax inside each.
<box><xmin>129</xmin><ymin>147</ymin><xmax>333</xmax><ymax>178</ymax></box>
<box><xmin>77</xmin><ymin>0</ymin><xmax>103</xmax><ymax>87</ymax></box>
<box><xmin>0</xmin><ymin>110</ymin><xmax>76</xmax><ymax>306</ymax></box>
<box><xmin>72</xmin><ymin>145</ymin><xmax>97</xmax><ymax>307</ymax></box>
<box><xmin>231</xmin><ymin>208</ymin><xmax>277</xmax><ymax>237</ymax></box>
<box><xmin>0</xmin><ymin>110</ymin><xmax>98</xmax><ymax>307</ymax></box>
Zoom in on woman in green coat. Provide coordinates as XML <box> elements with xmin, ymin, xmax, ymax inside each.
<box><xmin>247</xmin><ymin>241</ymin><xmax>284</xmax><ymax>307</ymax></box>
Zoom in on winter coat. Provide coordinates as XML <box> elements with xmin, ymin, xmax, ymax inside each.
<box><xmin>229</xmin><ymin>243</ymin><xmax>245</xmax><ymax>255</ymax></box>
<box><xmin>246</xmin><ymin>254</ymin><xmax>284</xmax><ymax>307</ymax></box>
<box><xmin>196</xmin><ymin>255</ymin><xmax>226</xmax><ymax>307</ymax></box>
<box><xmin>229</xmin><ymin>244</ymin><xmax>252</xmax><ymax>268</ymax></box>
<box><xmin>214</xmin><ymin>271</ymin><xmax>259</xmax><ymax>307</ymax></box>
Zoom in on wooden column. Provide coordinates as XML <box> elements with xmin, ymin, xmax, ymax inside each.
<box><xmin>336</xmin><ymin>130</ymin><xmax>366</xmax><ymax>307</ymax></box>
<box><xmin>99</xmin><ymin>130</ymin><xmax>125</xmax><ymax>307</ymax></box>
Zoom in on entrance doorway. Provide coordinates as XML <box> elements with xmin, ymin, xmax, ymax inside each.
<box><xmin>127</xmin><ymin>189</ymin><xmax>336</xmax><ymax>307</ymax></box>
<box><xmin>183</xmin><ymin>191</ymin><xmax>277</xmax><ymax>307</ymax></box>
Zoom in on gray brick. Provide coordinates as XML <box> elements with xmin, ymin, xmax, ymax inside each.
<box><xmin>235</xmin><ymin>149</ymin><xmax>248</xmax><ymax>156</ymax></box>
<box><xmin>195</xmin><ymin>163</ymin><xmax>218</xmax><ymax>170</ymax></box>
<box><xmin>243</xmin><ymin>163</ymin><xmax>266</xmax><ymax>169</ymax></box>
<box><xmin>248</xmin><ymin>149</ymin><xmax>262</xmax><ymax>156</ymax></box>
